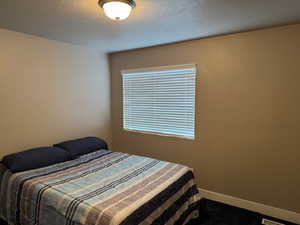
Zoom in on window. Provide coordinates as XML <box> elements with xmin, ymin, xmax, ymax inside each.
<box><xmin>122</xmin><ymin>64</ymin><xmax>196</xmax><ymax>139</ymax></box>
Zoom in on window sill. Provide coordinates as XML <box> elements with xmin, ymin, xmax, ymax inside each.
<box><xmin>123</xmin><ymin>128</ymin><xmax>195</xmax><ymax>140</ymax></box>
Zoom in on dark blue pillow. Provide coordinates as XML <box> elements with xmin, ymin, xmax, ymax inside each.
<box><xmin>54</xmin><ymin>137</ymin><xmax>108</xmax><ymax>158</ymax></box>
<box><xmin>2</xmin><ymin>147</ymin><xmax>71</xmax><ymax>173</ymax></box>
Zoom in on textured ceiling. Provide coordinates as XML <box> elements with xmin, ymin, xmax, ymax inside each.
<box><xmin>0</xmin><ymin>0</ymin><xmax>300</xmax><ymax>52</ymax></box>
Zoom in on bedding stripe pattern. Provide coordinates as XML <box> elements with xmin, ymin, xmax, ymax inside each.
<box><xmin>0</xmin><ymin>150</ymin><xmax>200</xmax><ymax>225</ymax></box>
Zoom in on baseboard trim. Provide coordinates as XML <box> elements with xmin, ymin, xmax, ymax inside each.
<box><xmin>198</xmin><ymin>188</ymin><xmax>300</xmax><ymax>224</ymax></box>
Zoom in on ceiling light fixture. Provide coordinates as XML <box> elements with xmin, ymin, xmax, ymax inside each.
<box><xmin>98</xmin><ymin>0</ymin><xmax>136</xmax><ymax>21</ymax></box>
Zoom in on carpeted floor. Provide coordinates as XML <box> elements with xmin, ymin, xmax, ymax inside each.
<box><xmin>187</xmin><ymin>199</ymin><xmax>298</xmax><ymax>225</ymax></box>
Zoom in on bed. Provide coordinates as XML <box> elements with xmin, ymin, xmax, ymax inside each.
<box><xmin>0</xmin><ymin>149</ymin><xmax>200</xmax><ymax>225</ymax></box>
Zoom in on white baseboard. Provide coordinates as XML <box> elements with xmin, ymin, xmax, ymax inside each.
<box><xmin>198</xmin><ymin>188</ymin><xmax>300</xmax><ymax>224</ymax></box>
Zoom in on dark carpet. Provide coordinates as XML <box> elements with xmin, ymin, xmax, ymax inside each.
<box><xmin>187</xmin><ymin>199</ymin><xmax>298</xmax><ymax>225</ymax></box>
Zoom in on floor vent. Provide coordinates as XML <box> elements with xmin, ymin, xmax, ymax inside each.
<box><xmin>262</xmin><ymin>218</ymin><xmax>285</xmax><ymax>225</ymax></box>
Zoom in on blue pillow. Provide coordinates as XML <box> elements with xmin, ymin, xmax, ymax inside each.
<box><xmin>2</xmin><ymin>147</ymin><xmax>71</xmax><ymax>173</ymax></box>
<box><xmin>54</xmin><ymin>137</ymin><xmax>108</xmax><ymax>158</ymax></box>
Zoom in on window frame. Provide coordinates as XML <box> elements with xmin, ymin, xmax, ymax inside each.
<box><xmin>121</xmin><ymin>64</ymin><xmax>197</xmax><ymax>140</ymax></box>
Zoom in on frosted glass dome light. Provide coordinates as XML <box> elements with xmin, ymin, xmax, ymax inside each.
<box><xmin>99</xmin><ymin>0</ymin><xmax>136</xmax><ymax>21</ymax></box>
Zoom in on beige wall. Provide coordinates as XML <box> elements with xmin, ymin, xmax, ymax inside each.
<box><xmin>0</xmin><ymin>28</ymin><xmax>111</xmax><ymax>157</ymax></box>
<box><xmin>109</xmin><ymin>24</ymin><xmax>300</xmax><ymax>213</ymax></box>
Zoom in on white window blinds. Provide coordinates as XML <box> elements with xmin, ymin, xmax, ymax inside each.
<box><xmin>122</xmin><ymin>64</ymin><xmax>196</xmax><ymax>139</ymax></box>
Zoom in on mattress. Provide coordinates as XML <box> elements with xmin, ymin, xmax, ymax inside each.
<box><xmin>0</xmin><ymin>150</ymin><xmax>200</xmax><ymax>225</ymax></box>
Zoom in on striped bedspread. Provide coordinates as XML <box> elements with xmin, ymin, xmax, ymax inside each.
<box><xmin>0</xmin><ymin>150</ymin><xmax>200</xmax><ymax>225</ymax></box>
